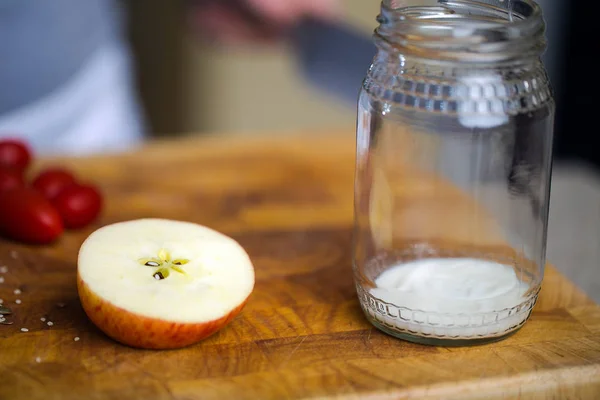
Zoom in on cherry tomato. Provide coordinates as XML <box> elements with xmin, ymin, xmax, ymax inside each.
<box><xmin>32</xmin><ymin>168</ymin><xmax>77</xmax><ymax>200</ymax></box>
<box><xmin>0</xmin><ymin>168</ymin><xmax>24</xmax><ymax>192</ymax></box>
<box><xmin>0</xmin><ymin>188</ymin><xmax>63</xmax><ymax>244</ymax></box>
<box><xmin>0</xmin><ymin>139</ymin><xmax>31</xmax><ymax>173</ymax></box>
<box><xmin>53</xmin><ymin>184</ymin><xmax>102</xmax><ymax>229</ymax></box>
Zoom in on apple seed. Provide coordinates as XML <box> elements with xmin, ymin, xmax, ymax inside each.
<box><xmin>139</xmin><ymin>257</ymin><xmax>162</xmax><ymax>267</ymax></box>
<box><xmin>140</xmin><ymin>250</ymin><xmax>189</xmax><ymax>280</ymax></box>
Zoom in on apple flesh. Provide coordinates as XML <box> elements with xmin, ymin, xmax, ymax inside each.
<box><xmin>77</xmin><ymin>278</ymin><xmax>248</xmax><ymax>349</ymax></box>
<box><xmin>77</xmin><ymin>218</ymin><xmax>255</xmax><ymax>350</ymax></box>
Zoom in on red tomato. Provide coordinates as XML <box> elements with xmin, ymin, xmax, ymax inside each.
<box><xmin>32</xmin><ymin>168</ymin><xmax>77</xmax><ymax>200</ymax></box>
<box><xmin>0</xmin><ymin>139</ymin><xmax>31</xmax><ymax>173</ymax></box>
<box><xmin>0</xmin><ymin>169</ymin><xmax>24</xmax><ymax>192</ymax></box>
<box><xmin>53</xmin><ymin>184</ymin><xmax>102</xmax><ymax>229</ymax></box>
<box><xmin>0</xmin><ymin>188</ymin><xmax>63</xmax><ymax>244</ymax></box>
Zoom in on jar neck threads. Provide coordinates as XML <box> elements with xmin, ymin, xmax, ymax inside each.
<box><xmin>375</xmin><ymin>0</ymin><xmax>547</xmax><ymax>64</ymax></box>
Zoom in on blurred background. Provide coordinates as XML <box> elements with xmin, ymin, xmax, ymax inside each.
<box><xmin>125</xmin><ymin>0</ymin><xmax>596</xmax><ymax>169</ymax></box>
<box><xmin>127</xmin><ymin>0</ymin><xmax>371</xmax><ymax>137</ymax></box>
<box><xmin>0</xmin><ymin>0</ymin><xmax>593</xmax><ymax>162</ymax></box>
<box><xmin>0</xmin><ymin>0</ymin><xmax>598</xmax><ymax>300</ymax></box>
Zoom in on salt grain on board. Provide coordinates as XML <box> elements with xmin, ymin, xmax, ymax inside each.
<box><xmin>0</xmin><ymin>276</ymin><xmax>4</xmax><ymax>283</ymax></box>
<box><xmin>41</xmin><ymin>317</ymin><xmax>46</xmax><ymax>322</ymax></box>
<box><xmin>47</xmin><ymin>321</ymin><xmax>54</xmax><ymax>326</ymax></box>
<box><xmin>74</xmin><ymin>337</ymin><xmax>80</xmax><ymax>342</ymax></box>
<box><xmin>15</xmin><ymin>299</ymin><xmax>21</xmax><ymax>304</ymax></box>
<box><xmin>0</xmin><ymin>266</ymin><xmax>7</xmax><ymax>273</ymax></box>
<box><xmin>35</xmin><ymin>357</ymin><xmax>42</xmax><ymax>363</ymax></box>
<box><xmin>21</xmin><ymin>328</ymin><xmax>28</xmax><ymax>332</ymax></box>
<box><xmin>0</xmin><ymin>299</ymin><xmax>3</xmax><ymax>304</ymax></box>
<box><xmin>13</xmin><ymin>289</ymin><xmax>21</xmax><ymax>295</ymax></box>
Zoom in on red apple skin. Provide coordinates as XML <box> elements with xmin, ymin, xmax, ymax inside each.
<box><xmin>77</xmin><ymin>273</ymin><xmax>249</xmax><ymax>350</ymax></box>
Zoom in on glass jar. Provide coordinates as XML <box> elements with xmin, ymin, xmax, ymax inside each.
<box><xmin>353</xmin><ymin>0</ymin><xmax>555</xmax><ymax>346</ymax></box>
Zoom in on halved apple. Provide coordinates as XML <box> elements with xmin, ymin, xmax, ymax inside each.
<box><xmin>77</xmin><ymin>218</ymin><xmax>255</xmax><ymax>349</ymax></box>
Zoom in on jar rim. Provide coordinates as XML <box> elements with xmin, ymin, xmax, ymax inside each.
<box><xmin>376</xmin><ymin>0</ymin><xmax>547</xmax><ymax>63</ymax></box>
<box><xmin>381</xmin><ymin>0</ymin><xmax>543</xmax><ymax>24</ymax></box>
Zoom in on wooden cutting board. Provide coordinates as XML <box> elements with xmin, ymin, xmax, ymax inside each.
<box><xmin>1</xmin><ymin>132</ymin><xmax>599</xmax><ymax>400</ymax></box>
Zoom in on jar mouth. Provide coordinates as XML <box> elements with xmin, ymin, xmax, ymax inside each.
<box><xmin>376</xmin><ymin>0</ymin><xmax>546</xmax><ymax>63</ymax></box>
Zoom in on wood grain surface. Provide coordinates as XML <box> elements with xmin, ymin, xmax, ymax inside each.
<box><xmin>0</xmin><ymin>132</ymin><xmax>599</xmax><ymax>400</ymax></box>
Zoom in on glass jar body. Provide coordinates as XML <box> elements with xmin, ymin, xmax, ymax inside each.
<box><xmin>353</xmin><ymin>49</ymin><xmax>555</xmax><ymax>345</ymax></box>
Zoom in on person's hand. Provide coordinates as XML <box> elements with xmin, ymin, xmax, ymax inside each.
<box><xmin>190</xmin><ymin>0</ymin><xmax>341</xmax><ymax>45</ymax></box>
